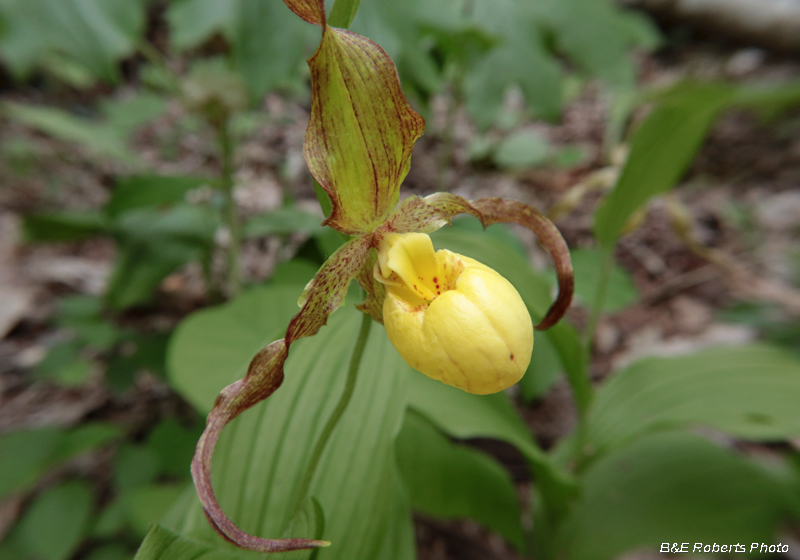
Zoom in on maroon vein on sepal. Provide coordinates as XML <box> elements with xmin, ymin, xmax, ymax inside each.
<box><xmin>304</xmin><ymin>26</ymin><xmax>425</xmax><ymax>235</ymax></box>
<box><xmin>282</xmin><ymin>0</ymin><xmax>326</xmax><ymax>26</ymax></box>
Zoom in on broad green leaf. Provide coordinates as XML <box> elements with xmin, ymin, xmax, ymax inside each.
<box><xmin>35</xmin><ymin>341</ymin><xmax>86</xmax><ymax>384</ymax></box>
<box><xmin>166</xmin><ymin>297</ymin><xmax>415</xmax><ymax>559</ymax></box>
<box><xmin>397</xmin><ymin>410</ymin><xmax>523</xmax><ymax>549</ymax></box>
<box><xmin>54</xmin><ymin>297</ymin><xmax>122</xmax><ymax>351</ymax></box>
<box><xmin>734</xmin><ymin>81</ymin><xmax>800</xmax><ymax>121</ymax></box>
<box><xmin>146</xmin><ymin>419</ymin><xmax>204</xmax><ymax>479</ymax></box>
<box><xmin>278</xmin><ymin>497</ymin><xmax>327</xmax><ymax>560</ymax></box>
<box><xmin>494</xmin><ymin>130</ymin><xmax>551</xmax><ymax>169</ymax></box>
<box><xmin>135</xmin><ymin>524</ymin><xmax>244</xmax><ymax>560</ymax></box>
<box><xmin>431</xmin><ymin>226</ymin><xmax>589</xmax><ymax>411</ymax></box>
<box><xmin>0</xmin><ymin>0</ymin><xmax>147</xmax><ymax>82</ymax></box>
<box><xmin>23</xmin><ymin>211</ymin><xmax>108</xmax><ymax>242</ymax></box>
<box><xmin>2</xmin><ymin>102</ymin><xmax>138</xmax><ymax>164</ymax></box>
<box><xmin>232</xmin><ymin>0</ymin><xmax>314</xmax><ymax>99</ymax></box>
<box><xmin>114</xmin><ymin>444</ymin><xmax>161</xmax><ymax>492</ymax></box>
<box><xmin>0</xmin><ymin>424</ymin><xmax>120</xmax><ymax>500</ymax></box>
<box><xmin>108</xmin><ymin>176</ymin><xmax>211</xmax><ymax>218</ymax></box>
<box><xmin>271</xmin><ymin>260</ymin><xmax>321</xmax><ymax>286</ymax></box>
<box><xmin>518</xmin><ymin>327</ymin><xmax>562</xmax><ymax>402</ymax></box>
<box><xmin>166</xmin><ymin>0</ymin><xmax>236</xmax><ymax>51</ymax></box>
<box><xmin>532</xmin><ymin>0</ymin><xmax>659</xmax><ymax>87</ymax></box>
<box><xmin>350</xmin><ymin>0</ymin><xmax>445</xmax><ymax>111</ymax></box>
<box><xmin>593</xmin><ymin>83</ymin><xmax>735</xmax><ymax>248</ymax></box>
<box><xmin>105</xmin><ymin>332</ymin><xmax>171</xmax><ymax>392</ymax></box>
<box><xmin>243</xmin><ymin>208</ymin><xmax>325</xmax><ymax>238</ymax></box>
<box><xmin>102</xmin><ymin>93</ymin><xmax>168</xmax><ymax>136</ymax></box>
<box><xmin>559</xmin><ymin>431</ymin><xmax>795</xmax><ymax>560</ymax></box>
<box><xmin>167</xmin><ymin>284</ymin><xmax>303</xmax><ymax>412</ymax></box>
<box><xmin>106</xmin><ymin>205</ymin><xmax>217</xmax><ymax>310</ymax></box>
<box><xmin>129</xmin><ymin>484</ymin><xmax>187</xmax><ymax>538</ymax></box>
<box><xmin>86</xmin><ymin>543</ymin><xmax>134</xmax><ymax>560</ymax></box>
<box><xmin>570</xmin><ymin>248</ymin><xmax>638</xmax><ymax>312</ymax></box>
<box><xmin>406</xmin><ymin>371</ymin><xmax>542</xmax><ymax>466</ymax></box>
<box><xmin>0</xmin><ymin>429</ymin><xmax>62</xmax><ymax>500</ymax></box>
<box><xmin>17</xmin><ymin>481</ymin><xmax>94</xmax><ymax>560</ymax></box>
<box><xmin>406</xmin><ymin>370</ymin><xmax>575</xmax><ymax>522</ymax></box>
<box><xmin>464</xmin><ymin>0</ymin><xmax>562</xmax><ymax>127</ymax></box>
<box><xmin>585</xmin><ymin>344</ymin><xmax>800</xmax><ymax>457</ymax></box>
<box><xmin>289</xmin><ymin>1</ymin><xmax>425</xmax><ymax>234</ymax></box>
<box><xmin>167</xmin><ymin>0</ymin><xmax>313</xmax><ymax>98</ymax></box>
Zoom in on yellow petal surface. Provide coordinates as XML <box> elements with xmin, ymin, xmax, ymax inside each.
<box><xmin>377</xmin><ymin>233</ymin><xmax>533</xmax><ymax>395</ymax></box>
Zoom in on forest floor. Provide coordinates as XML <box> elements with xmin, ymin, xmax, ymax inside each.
<box><xmin>1</xmin><ymin>25</ymin><xmax>800</xmax><ymax>560</ymax></box>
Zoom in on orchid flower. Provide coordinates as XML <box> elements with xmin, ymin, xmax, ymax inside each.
<box><xmin>191</xmin><ymin>0</ymin><xmax>574</xmax><ymax>552</ymax></box>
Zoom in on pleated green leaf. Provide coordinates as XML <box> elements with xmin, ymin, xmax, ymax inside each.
<box><xmin>0</xmin><ymin>0</ymin><xmax>147</xmax><ymax>82</ymax></box>
<box><xmin>585</xmin><ymin>344</ymin><xmax>800</xmax><ymax>457</ymax></box>
<box><xmin>166</xmin><ymin>287</ymin><xmax>415</xmax><ymax>559</ymax></box>
<box><xmin>559</xmin><ymin>431</ymin><xmax>796</xmax><ymax>560</ymax></box>
<box><xmin>135</xmin><ymin>524</ymin><xmax>244</xmax><ymax>560</ymax></box>
<box><xmin>397</xmin><ymin>410</ymin><xmax>523</xmax><ymax>549</ymax></box>
<box><xmin>593</xmin><ymin>83</ymin><xmax>735</xmax><ymax>248</ymax></box>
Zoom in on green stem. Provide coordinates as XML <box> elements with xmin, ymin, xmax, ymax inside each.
<box><xmin>217</xmin><ymin>119</ymin><xmax>241</xmax><ymax>297</ymax></box>
<box><xmin>136</xmin><ymin>41</ymin><xmax>180</xmax><ymax>94</ymax></box>
<box><xmin>583</xmin><ymin>246</ymin><xmax>615</xmax><ymax>357</ymax></box>
<box><xmin>291</xmin><ymin>310</ymin><xmax>372</xmax><ymax>518</ymax></box>
<box><xmin>437</xmin><ymin>69</ymin><xmax>464</xmax><ymax>191</ymax></box>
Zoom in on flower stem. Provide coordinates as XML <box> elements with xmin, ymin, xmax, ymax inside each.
<box><xmin>583</xmin><ymin>245</ymin><xmax>615</xmax><ymax>357</ymax></box>
<box><xmin>216</xmin><ymin>118</ymin><xmax>241</xmax><ymax>297</ymax></box>
<box><xmin>291</xmin><ymin>310</ymin><xmax>372</xmax><ymax>518</ymax></box>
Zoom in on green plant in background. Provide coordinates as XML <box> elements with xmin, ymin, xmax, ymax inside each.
<box><xmin>3</xmin><ymin>0</ymin><xmax>800</xmax><ymax>559</ymax></box>
<box><xmin>138</xmin><ymin>3</ymin><xmax>800</xmax><ymax>560</ymax></box>
<box><xmin>185</xmin><ymin>0</ymin><xmax>574</xmax><ymax>553</ymax></box>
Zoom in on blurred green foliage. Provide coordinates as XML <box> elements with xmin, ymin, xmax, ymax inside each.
<box><xmin>2</xmin><ymin>0</ymin><xmax>800</xmax><ymax>559</ymax></box>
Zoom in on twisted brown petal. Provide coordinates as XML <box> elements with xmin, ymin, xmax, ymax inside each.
<box><xmin>191</xmin><ymin>235</ymin><xmax>372</xmax><ymax>552</ymax></box>
<box><xmin>381</xmin><ymin>194</ymin><xmax>574</xmax><ymax>330</ymax></box>
<box><xmin>282</xmin><ymin>0</ymin><xmax>325</xmax><ymax>26</ymax></box>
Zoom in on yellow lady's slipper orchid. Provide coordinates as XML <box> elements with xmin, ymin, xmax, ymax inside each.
<box><xmin>376</xmin><ymin>232</ymin><xmax>532</xmax><ymax>394</ymax></box>
<box><xmin>191</xmin><ymin>0</ymin><xmax>574</xmax><ymax>553</ymax></box>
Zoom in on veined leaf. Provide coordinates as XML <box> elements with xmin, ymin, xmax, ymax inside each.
<box><xmin>135</xmin><ymin>524</ymin><xmax>245</xmax><ymax>560</ymax></box>
<box><xmin>584</xmin><ymin>344</ymin><xmax>800</xmax><ymax>457</ymax></box>
<box><xmin>3</xmin><ymin>102</ymin><xmax>138</xmax><ymax>165</ymax></box>
<box><xmin>106</xmin><ymin>205</ymin><xmax>217</xmax><ymax>310</ymax></box>
<box><xmin>167</xmin><ymin>0</ymin><xmax>314</xmax><ymax>98</ymax></box>
<box><xmin>284</xmin><ymin>0</ymin><xmax>425</xmax><ymax>234</ymax></box>
<box><xmin>167</xmin><ymin>284</ymin><xmax>302</xmax><ymax>412</ymax></box>
<box><xmin>166</xmin><ymin>288</ymin><xmax>415</xmax><ymax>559</ymax></box>
<box><xmin>559</xmin><ymin>431</ymin><xmax>795</xmax><ymax>560</ymax></box>
<box><xmin>570</xmin><ymin>248</ymin><xmax>638</xmax><ymax>312</ymax></box>
<box><xmin>166</xmin><ymin>0</ymin><xmax>236</xmax><ymax>51</ymax></box>
<box><xmin>17</xmin><ymin>481</ymin><xmax>94</xmax><ymax>560</ymax></box>
<box><xmin>0</xmin><ymin>424</ymin><xmax>121</xmax><ymax>500</ymax></box>
<box><xmin>406</xmin><ymin>370</ymin><xmax>575</xmax><ymax>522</ymax></box>
<box><xmin>107</xmin><ymin>176</ymin><xmax>211</xmax><ymax>218</ymax></box>
<box><xmin>464</xmin><ymin>0</ymin><xmax>562</xmax><ymax>127</ymax></box>
<box><xmin>243</xmin><ymin>207</ymin><xmax>325</xmax><ymax>238</ymax></box>
<box><xmin>0</xmin><ymin>0</ymin><xmax>147</xmax><ymax>82</ymax></box>
<box><xmin>23</xmin><ymin>211</ymin><xmax>108</xmax><ymax>243</ymax></box>
<box><xmin>532</xmin><ymin>0</ymin><xmax>659</xmax><ymax>87</ymax></box>
<box><xmin>397</xmin><ymin>410</ymin><xmax>523</xmax><ymax>549</ymax></box>
<box><xmin>593</xmin><ymin>83</ymin><xmax>735</xmax><ymax>248</ymax></box>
